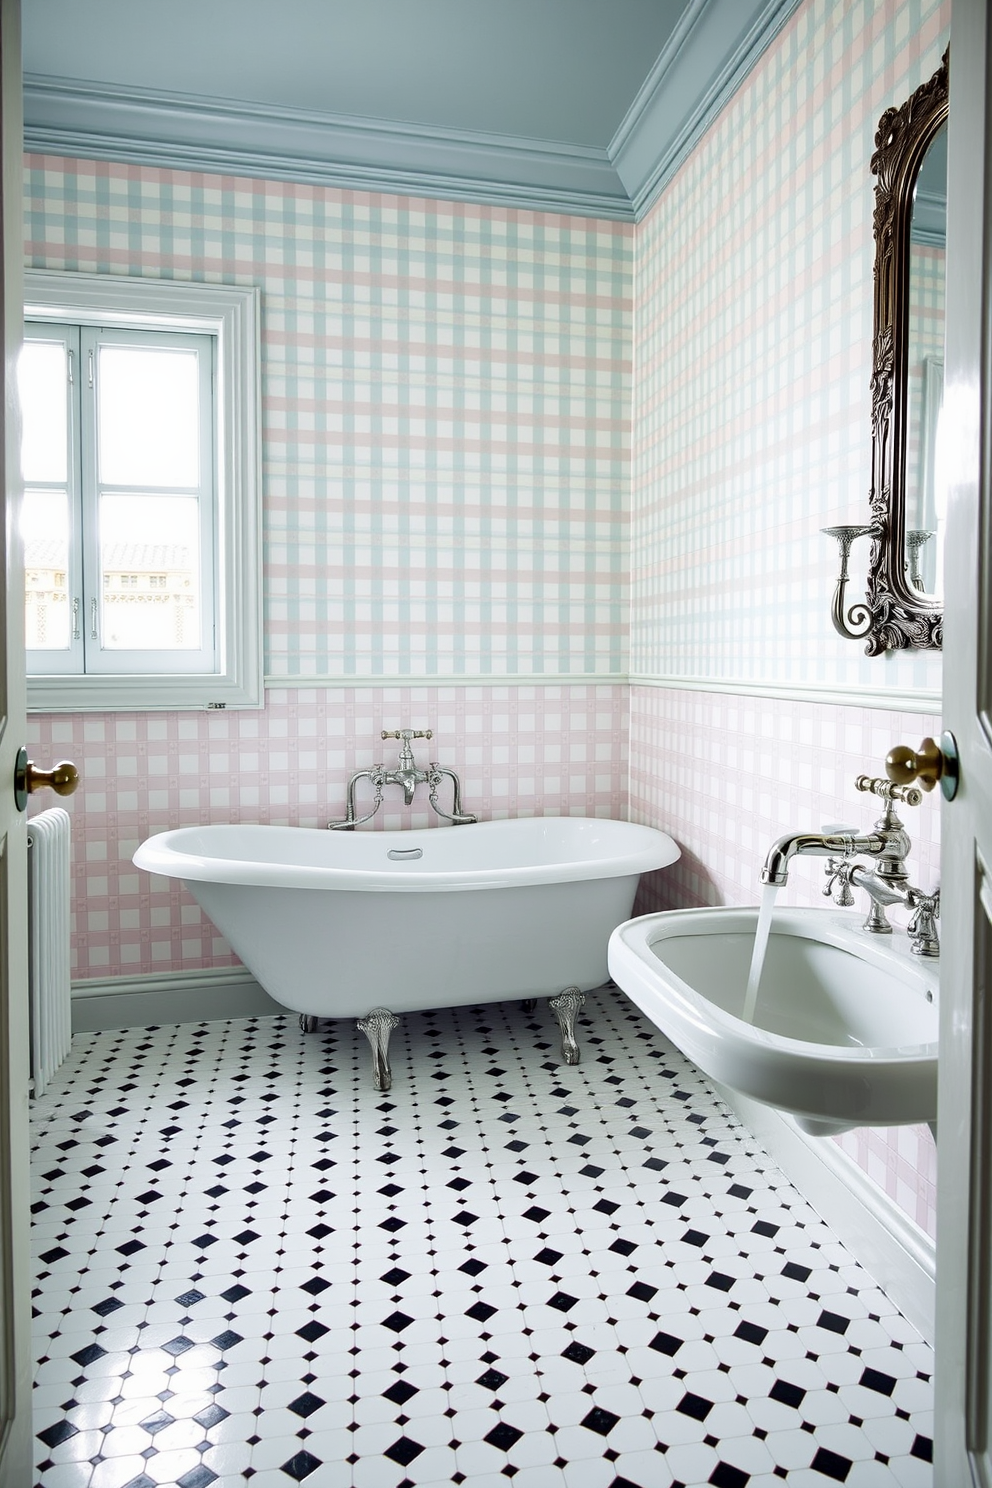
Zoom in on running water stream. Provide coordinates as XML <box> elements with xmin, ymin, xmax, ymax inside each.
<box><xmin>742</xmin><ymin>882</ymin><xmax>779</xmax><ymax>1023</ymax></box>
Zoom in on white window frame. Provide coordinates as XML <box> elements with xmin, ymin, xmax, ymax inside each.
<box><xmin>24</xmin><ymin>270</ymin><xmax>262</xmax><ymax>710</ymax></box>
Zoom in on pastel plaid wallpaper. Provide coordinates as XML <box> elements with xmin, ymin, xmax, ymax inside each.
<box><xmin>630</xmin><ymin>0</ymin><xmax>948</xmax><ymax>696</ymax></box>
<box><xmin>24</xmin><ymin>161</ymin><xmax>632</xmax><ymax>680</ymax></box>
<box><xmin>627</xmin><ymin>0</ymin><xmax>949</xmax><ymax>1240</ymax></box>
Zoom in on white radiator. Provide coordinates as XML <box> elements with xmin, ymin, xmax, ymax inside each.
<box><xmin>27</xmin><ymin>807</ymin><xmax>72</xmax><ymax>1096</ymax></box>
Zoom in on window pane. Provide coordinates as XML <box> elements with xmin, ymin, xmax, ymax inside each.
<box><xmin>98</xmin><ymin>345</ymin><xmax>200</xmax><ymax>488</ymax></box>
<box><xmin>100</xmin><ymin>494</ymin><xmax>201</xmax><ymax>650</ymax></box>
<box><xmin>20</xmin><ymin>340</ymin><xmax>68</xmax><ymax>484</ymax></box>
<box><xmin>23</xmin><ymin>489</ymin><xmax>71</xmax><ymax>649</ymax></box>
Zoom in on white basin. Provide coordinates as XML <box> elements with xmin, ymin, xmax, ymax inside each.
<box><xmin>608</xmin><ymin>906</ymin><xmax>938</xmax><ymax>1135</ymax></box>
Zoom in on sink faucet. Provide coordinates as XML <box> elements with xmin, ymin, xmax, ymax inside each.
<box><xmin>328</xmin><ymin>730</ymin><xmax>478</xmax><ymax>829</ymax></box>
<box><xmin>760</xmin><ymin>774</ymin><xmax>939</xmax><ymax>958</ymax></box>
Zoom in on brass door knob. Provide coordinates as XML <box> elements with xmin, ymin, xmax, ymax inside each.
<box><xmin>885</xmin><ymin>733</ymin><xmax>959</xmax><ymax>800</ymax></box>
<box><xmin>14</xmin><ymin>747</ymin><xmax>79</xmax><ymax>812</ymax></box>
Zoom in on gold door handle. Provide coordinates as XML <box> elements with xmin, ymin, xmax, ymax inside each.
<box><xmin>14</xmin><ymin>747</ymin><xmax>80</xmax><ymax>812</ymax></box>
<box><xmin>885</xmin><ymin>732</ymin><xmax>959</xmax><ymax>801</ymax></box>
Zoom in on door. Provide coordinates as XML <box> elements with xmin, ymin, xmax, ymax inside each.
<box><xmin>0</xmin><ymin>0</ymin><xmax>28</xmax><ymax>1482</ymax></box>
<box><xmin>935</xmin><ymin>0</ymin><xmax>992</xmax><ymax>1479</ymax></box>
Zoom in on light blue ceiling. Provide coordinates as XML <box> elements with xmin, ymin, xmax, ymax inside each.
<box><xmin>22</xmin><ymin>0</ymin><xmax>802</xmax><ymax>220</ymax></box>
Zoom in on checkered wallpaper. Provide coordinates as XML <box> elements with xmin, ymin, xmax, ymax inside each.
<box><xmin>24</xmin><ymin>161</ymin><xmax>632</xmax><ymax>680</ymax></box>
<box><xmin>630</xmin><ymin>0</ymin><xmax>949</xmax><ymax>696</ymax></box>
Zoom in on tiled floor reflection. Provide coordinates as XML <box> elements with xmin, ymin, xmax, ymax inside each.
<box><xmin>30</xmin><ymin>992</ymin><xmax>934</xmax><ymax>1487</ymax></box>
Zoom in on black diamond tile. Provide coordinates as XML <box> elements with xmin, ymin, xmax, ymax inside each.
<box><xmin>911</xmin><ymin>1435</ymin><xmax>934</xmax><ymax>1462</ymax></box>
<box><xmin>860</xmin><ymin>1367</ymin><xmax>897</xmax><ymax>1396</ymax></box>
<box><xmin>485</xmin><ymin>1422</ymin><xmax>523</xmax><ymax>1451</ymax></box>
<box><xmin>548</xmin><ymin>1291</ymin><xmax>579</xmax><ymax>1313</ymax></box>
<box><xmin>523</xmin><ymin>1207</ymin><xmax>550</xmax><ymax>1223</ymax></box>
<box><xmin>300</xmin><ymin>1277</ymin><xmax>331</xmax><ymax>1296</ymax></box>
<box><xmin>383</xmin><ymin>1379</ymin><xmax>419</xmax><ymax>1405</ymax></box>
<box><xmin>140</xmin><ymin>1410</ymin><xmax>176</xmax><ymax>1436</ymax></box>
<box><xmin>809</xmin><ymin>1447</ymin><xmax>852</xmax><ymax>1481</ymax></box>
<box><xmin>709</xmin><ymin>1463</ymin><xmax>749</xmax><ymax>1488</ymax></box>
<box><xmin>610</xmin><ymin>1238</ymin><xmax>637</xmax><ymax>1256</ymax></box>
<box><xmin>70</xmin><ymin>1343</ymin><xmax>107</xmax><ymax>1367</ymax></box>
<box><xmin>37</xmin><ymin>1420</ymin><xmax>78</xmax><ymax>1449</ymax></box>
<box><xmin>162</xmin><ymin>1336</ymin><xmax>195</xmax><ymax>1357</ymax></box>
<box><xmin>734</xmin><ymin>1321</ymin><xmax>768</xmax><ymax>1346</ymax></box>
<box><xmin>175</xmin><ymin>1290</ymin><xmax>206</xmax><ymax>1308</ymax></box>
<box><xmin>194</xmin><ymin>1403</ymin><xmax>230</xmax><ymax>1429</ymax></box>
<box><xmin>817</xmin><ymin>1310</ymin><xmax>851</xmax><ymax>1335</ymax></box>
<box><xmin>581</xmin><ymin>1407</ymin><xmax>620</xmax><ymax>1436</ymax></box>
<box><xmin>383</xmin><ymin>1311</ymin><xmax>414</xmax><ymax>1333</ymax></box>
<box><xmin>562</xmin><ymin>1341</ymin><xmax>596</xmax><ymax>1365</ymax></box>
<box><xmin>381</xmin><ymin>1267</ymin><xmax>410</xmax><ymax>1286</ymax></box>
<box><xmin>649</xmin><ymin>1332</ymin><xmax>683</xmax><ymax>1357</ymax></box>
<box><xmin>677</xmin><ymin>1392</ymin><xmax>713</xmax><ymax>1421</ymax></box>
<box><xmin>288</xmin><ymin>1392</ymin><xmax>325</xmax><ymax>1419</ymax></box>
<box><xmin>384</xmin><ymin>1436</ymin><xmax>425</xmax><ymax>1466</ymax></box>
<box><xmin>466</xmin><ymin>1301</ymin><xmax>497</xmax><ymax>1323</ymax></box>
<box><xmin>460</xmin><ymin>1258</ymin><xmax>487</xmax><ymax>1276</ymax></box>
<box><xmin>177</xmin><ymin>1468</ymin><xmax>218</xmax><ymax>1488</ymax></box>
<box><xmin>280</xmin><ymin>1449</ymin><xmax>323</xmax><ymax>1480</ymax></box>
<box><xmin>783</xmin><ymin>1261</ymin><xmax>811</xmax><ymax>1282</ymax></box>
<box><xmin>478</xmin><ymin>1368</ymin><xmax>509</xmax><ymax>1392</ymax></box>
<box><xmin>770</xmin><ymin>1379</ymin><xmax>805</xmax><ymax>1410</ymax></box>
<box><xmin>594</xmin><ymin>1199</ymin><xmax>619</xmax><ymax>1215</ymax></box>
<box><xmin>706</xmin><ymin>1271</ymin><xmax>735</xmax><ymax>1292</ymax></box>
<box><xmin>627</xmin><ymin>1282</ymin><xmax>657</xmax><ymax>1303</ymax></box>
<box><xmin>296</xmin><ymin>1320</ymin><xmax>330</xmax><ymax>1344</ymax></box>
<box><xmin>221</xmin><ymin>1285</ymin><xmax>251</xmax><ymax>1303</ymax></box>
<box><xmin>380</xmin><ymin>1216</ymin><xmax>406</xmax><ymax>1232</ymax></box>
<box><xmin>211</xmin><ymin>1330</ymin><xmax>243</xmax><ymax>1350</ymax></box>
<box><xmin>92</xmin><ymin>1297</ymin><xmax>124</xmax><ymax>1317</ymax></box>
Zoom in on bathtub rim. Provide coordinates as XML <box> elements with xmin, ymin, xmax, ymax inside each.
<box><xmin>133</xmin><ymin>815</ymin><xmax>680</xmax><ymax>893</ymax></box>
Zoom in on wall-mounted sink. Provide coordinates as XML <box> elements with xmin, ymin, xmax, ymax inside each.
<box><xmin>608</xmin><ymin>906</ymin><xmax>938</xmax><ymax>1135</ymax></box>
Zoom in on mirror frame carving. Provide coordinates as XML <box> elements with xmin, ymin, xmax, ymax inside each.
<box><xmin>864</xmin><ymin>50</ymin><xmax>947</xmax><ymax>654</ymax></box>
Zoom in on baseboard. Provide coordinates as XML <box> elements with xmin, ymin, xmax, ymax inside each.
<box><xmin>71</xmin><ymin>966</ymin><xmax>282</xmax><ymax>1032</ymax></box>
<box><xmin>715</xmin><ymin>1083</ymin><xmax>935</xmax><ymax>1345</ymax></box>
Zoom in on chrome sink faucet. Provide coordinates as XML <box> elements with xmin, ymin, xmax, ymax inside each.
<box><xmin>760</xmin><ymin>768</ymin><xmax>939</xmax><ymax>958</ymax></box>
<box><xmin>328</xmin><ymin>729</ymin><xmax>478</xmax><ymax>829</ymax></box>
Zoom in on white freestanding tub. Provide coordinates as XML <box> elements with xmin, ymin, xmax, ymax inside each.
<box><xmin>134</xmin><ymin>816</ymin><xmax>679</xmax><ymax>1087</ymax></box>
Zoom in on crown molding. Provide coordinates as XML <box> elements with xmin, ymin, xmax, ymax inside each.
<box><xmin>610</xmin><ymin>0</ymin><xmax>804</xmax><ymax>218</ymax></box>
<box><xmin>23</xmin><ymin>74</ymin><xmax>632</xmax><ymax>220</ymax></box>
<box><xmin>23</xmin><ymin>1</ymin><xmax>802</xmax><ymax>222</ymax></box>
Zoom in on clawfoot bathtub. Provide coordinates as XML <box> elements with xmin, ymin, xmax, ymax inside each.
<box><xmin>134</xmin><ymin>816</ymin><xmax>680</xmax><ymax>1089</ymax></box>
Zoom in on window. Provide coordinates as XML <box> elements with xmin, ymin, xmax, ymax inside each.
<box><xmin>23</xmin><ymin>271</ymin><xmax>262</xmax><ymax>710</ymax></box>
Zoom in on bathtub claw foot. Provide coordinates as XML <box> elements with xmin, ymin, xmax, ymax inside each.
<box><xmin>357</xmin><ymin>1008</ymin><xmax>401</xmax><ymax>1090</ymax></box>
<box><xmin>550</xmin><ymin>987</ymin><xmax>585</xmax><ymax>1065</ymax></box>
<box><xmin>299</xmin><ymin>1014</ymin><xmax>317</xmax><ymax>1033</ymax></box>
<box><xmin>520</xmin><ymin>998</ymin><xmax>537</xmax><ymax>1013</ymax></box>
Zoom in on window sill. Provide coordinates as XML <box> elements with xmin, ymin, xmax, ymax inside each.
<box><xmin>27</xmin><ymin>670</ymin><xmax>263</xmax><ymax>712</ymax></box>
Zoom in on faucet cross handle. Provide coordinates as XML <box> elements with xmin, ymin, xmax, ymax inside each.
<box><xmin>381</xmin><ymin>729</ymin><xmax>433</xmax><ymax>742</ymax></box>
<box><xmin>855</xmin><ymin>774</ymin><xmax>923</xmax><ymax>807</ymax></box>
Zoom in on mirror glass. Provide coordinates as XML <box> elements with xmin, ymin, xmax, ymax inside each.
<box><xmin>905</xmin><ymin>121</ymin><xmax>947</xmax><ymax>601</ymax></box>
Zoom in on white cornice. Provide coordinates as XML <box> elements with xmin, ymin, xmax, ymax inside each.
<box><xmin>22</xmin><ymin>0</ymin><xmax>805</xmax><ymax>221</ymax></box>
<box><xmin>609</xmin><ymin>0</ymin><xmax>804</xmax><ymax>217</ymax></box>
<box><xmin>23</xmin><ymin>74</ymin><xmax>631</xmax><ymax>219</ymax></box>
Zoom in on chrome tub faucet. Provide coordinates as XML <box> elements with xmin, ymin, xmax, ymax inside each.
<box><xmin>329</xmin><ymin>729</ymin><xmax>478</xmax><ymax>829</ymax></box>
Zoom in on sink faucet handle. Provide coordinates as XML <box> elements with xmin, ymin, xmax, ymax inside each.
<box><xmin>855</xmin><ymin>774</ymin><xmax>923</xmax><ymax>807</ymax></box>
<box><xmin>381</xmin><ymin>729</ymin><xmax>433</xmax><ymax>741</ymax></box>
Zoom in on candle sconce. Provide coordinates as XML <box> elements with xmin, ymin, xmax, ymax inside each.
<box><xmin>822</xmin><ymin>525</ymin><xmax>874</xmax><ymax>641</ymax></box>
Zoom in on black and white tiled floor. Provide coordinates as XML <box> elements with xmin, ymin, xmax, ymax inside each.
<box><xmin>30</xmin><ymin>991</ymin><xmax>934</xmax><ymax>1487</ymax></box>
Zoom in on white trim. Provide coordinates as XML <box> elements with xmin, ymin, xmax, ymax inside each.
<box><xmin>715</xmin><ymin>1083</ymin><xmax>936</xmax><ymax>1345</ymax></box>
<box><xmin>263</xmin><ymin>672</ymin><xmax>628</xmax><ymax>691</ymax></box>
<box><xmin>629</xmin><ymin>673</ymin><xmax>942</xmax><ymax>715</ymax></box>
<box><xmin>23</xmin><ymin>75</ymin><xmax>631</xmax><ymax>221</ymax></box>
<box><xmin>609</xmin><ymin>0</ymin><xmax>804</xmax><ymax>218</ymax></box>
<box><xmin>71</xmin><ymin>964</ymin><xmax>279</xmax><ymax>1031</ymax></box>
<box><xmin>24</xmin><ymin>270</ymin><xmax>263</xmax><ymax>711</ymax></box>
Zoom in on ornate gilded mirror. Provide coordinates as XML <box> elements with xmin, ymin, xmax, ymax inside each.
<box><xmin>825</xmin><ymin>52</ymin><xmax>947</xmax><ymax>653</ymax></box>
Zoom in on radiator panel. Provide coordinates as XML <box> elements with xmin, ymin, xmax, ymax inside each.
<box><xmin>27</xmin><ymin>808</ymin><xmax>72</xmax><ymax>1097</ymax></box>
